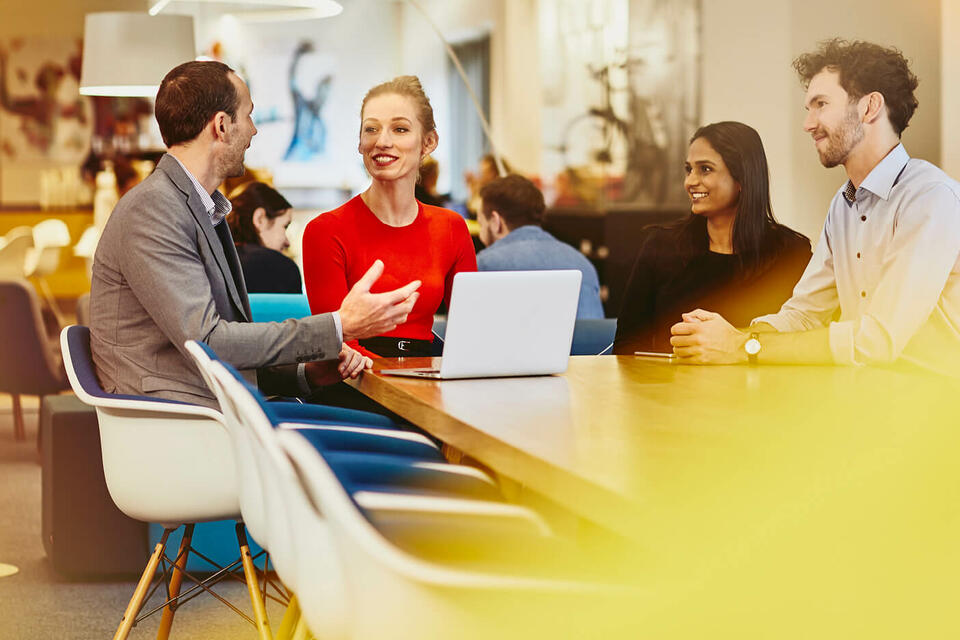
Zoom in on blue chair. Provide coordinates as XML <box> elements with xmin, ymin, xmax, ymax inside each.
<box><xmin>571</xmin><ymin>318</ymin><xmax>617</xmax><ymax>355</ymax></box>
<box><xmin>248</xmin><ymin>293</ymin><xmax>311</xmax><ymax>323</ymax></box>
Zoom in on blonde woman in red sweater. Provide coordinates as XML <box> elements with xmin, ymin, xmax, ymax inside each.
<box><xmin>302</xmin><ymin>76</ymin><xmax>476</xmax><ymax>357</ymax></box>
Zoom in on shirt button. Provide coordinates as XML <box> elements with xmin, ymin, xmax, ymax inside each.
<box><xmin>857</xmin><ymin>252</ymin><xmax>861</xmax><ymax>259</ymax></box>
<box><xmin>860</xmin><ymin>215</ymin><xmax>867</xmax><ymax>222</ymax></box>
<box><xmin>861</xmin><ymin>291</ymin><xmax>867</xmax><ymax>298</ymax></box>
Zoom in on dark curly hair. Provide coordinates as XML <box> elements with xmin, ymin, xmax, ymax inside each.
<box><xmin>792</xmin><ymin>38</ymin><xmax>919</xmax><ymax>136</ymax></box>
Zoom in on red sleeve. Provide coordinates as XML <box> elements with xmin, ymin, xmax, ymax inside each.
<box><xmin>443</xmin><ymin>214</ymin><xmax>478</xmax><ymax>308</ymax></box>
<box><xmin>301</xmin><ymin>211</ymin><xmax>377</xmax><ymax>358</ymax></box>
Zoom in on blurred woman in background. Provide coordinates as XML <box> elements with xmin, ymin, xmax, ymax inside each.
<box><xmin>227</xmin><ymin>181</ymin><xmax>302</xmax><ymax>294</ymax></box>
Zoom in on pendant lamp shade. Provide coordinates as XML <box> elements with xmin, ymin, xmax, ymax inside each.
<box><xmin>80</xmin><ymin>12</ymin><xmax>196</xmax><ymax>97</ymax></box>
<box><xmin>148</xmin><ymin>0</ymin><xmax>343</xmax><ymax>22</ymax></box>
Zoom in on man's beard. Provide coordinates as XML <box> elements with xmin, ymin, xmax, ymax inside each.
<box><xmin>227</xmin><ymin>160</ymin><xmax>246</xmax><ymax>179</ymax></box>
<box><xmin>817</xmin><ymin>105</ymin><xmax>864</xmax><ymax>168</ymax></box>
<box><xmin>222</xmin><ymin>146</ymin><xmax>247</xmax><ymax>178</ymax></box>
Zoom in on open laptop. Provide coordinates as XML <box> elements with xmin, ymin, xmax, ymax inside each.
<box><xmin>380</xmin><ymin>270</ymin><xmax>581</xmax><ymax>379</ymax></box>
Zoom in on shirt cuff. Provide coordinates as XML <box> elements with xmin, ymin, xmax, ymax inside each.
<box><xmin>828</xmin><ymin>320</ymin><xmax>858</xmax><ymax>365</ymax></box>
<box><xmin>751</xmin><ymin>313</ymin><xmax>789</xmax><ymax>331</ymax></box>
<box><xmin>296</xmin><ymin>362</ymin><xmax>312</xmax><ymax>395</ymax></box>
<box><xmin>332</xmin><ymin>311</ymin><xmax>343</xmax><ymax>344</ymax></box>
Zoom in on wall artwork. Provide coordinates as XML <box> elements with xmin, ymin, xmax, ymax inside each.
<box><xmin>540</xmin><ymin>0</ymin><xmax>700</xmax><ymax>208</ymax></box>
<box><xmin>0</xmin><ymin>37</ymin><xmax>92</xmax><ymax>169</ymax></box>
<box><xmin>238</xmin><ymin>36</ymin><xmax>357</xmax><ymax>207</ymax></box>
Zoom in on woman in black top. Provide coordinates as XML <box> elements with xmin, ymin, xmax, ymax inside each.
<box><xmin>227</xmin><ymin>182</ymin><xmax>303</xmax><ymax>294</ymax></box>
<box><xmin>614</xmin><ymin>121</ymin><xmax>811</xmax><ymax>354</ymax></box>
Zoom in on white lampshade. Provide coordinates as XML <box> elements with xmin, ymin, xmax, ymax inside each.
<box><xmin>148</xmin><ymin>0</ymin><xmax>343</xmax><ymax>22</ymax></box>
<box><xmin>80</xmin><ymin>12</ymin><xmax>196</xmax><ymax>97</ymax></box>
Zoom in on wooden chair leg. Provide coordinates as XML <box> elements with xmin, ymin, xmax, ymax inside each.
<box><xmin>36</xmin><ymin>394</ymin><xmax>44</xmax><ymax>452</ymax></box>
<box><xmin>156</xmin><ymin>524</ymin><xmax>194</xmax><ymax>640</ymax></box>
<box><xmin>291</xmin><ymin>615</ymin><xmax>311</xmax><ymax>640</ymax></box>
<box><xmin>12</xmin><ymin>394</ymin><xmax>25</xmax><ymax>441</ymax></box>
<box><xmin>236</xmin><ymin>522</ymin><xmax>273</xmax><ymax>640</ymax></box>
<box><xmin>113</xmin><ymin>528</ymin><xmax>173</xmax><ymax>640</ymax></box>
<box><xmin>275</xmin><ymin>595</ymin><xmax>300</xmax><ymax>640</ymax></box>
<box><xmin>37</xmin><ymin>277</ymin><xmax>66</xmax><ymax>328</ymax></box>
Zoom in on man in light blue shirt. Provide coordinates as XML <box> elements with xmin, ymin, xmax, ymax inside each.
<box><xmin>670</xmin><ymin>39</ymin><xmax>960</xmax><ymax>374</ymax></box>
<box><xmin>476</xmin><ymin>175</ymin><xmax>605</xmax><ymax>319</ymax></box>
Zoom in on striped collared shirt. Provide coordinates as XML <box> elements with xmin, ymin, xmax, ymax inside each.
<box><xmin>168</xmin><ymin>154</ymin><xmax>232</xmax><ymax>226</ymax></box>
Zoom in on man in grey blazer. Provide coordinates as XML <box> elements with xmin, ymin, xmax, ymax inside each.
<box><xmin>90</xmin><ymin>61</ymin><xmax>419</xmax><ymax>409</ymax></box>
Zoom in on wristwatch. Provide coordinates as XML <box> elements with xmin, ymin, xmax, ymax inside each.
<box><xmin>744</xmin><ymin>332</ymin><xmax>762</xmax><ymax>365</ymax></box>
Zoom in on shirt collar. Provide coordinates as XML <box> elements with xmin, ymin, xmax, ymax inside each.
<box><xmin>168</xmin><ymin>154</ymin><xmax>232</xmax><ymax>226</ymax></box>
<box><xmin>845</xmin><ymin>143</ymin><xmax>910</xmax><ymax>203</ymax></box>
<box><xmin>493</xmin><ymin>225</ymin><xmax>544</xmax><ymax>246</ymax></box>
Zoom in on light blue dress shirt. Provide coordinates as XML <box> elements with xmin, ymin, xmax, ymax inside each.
<box><xmin>753</xmin><ymin>144</ymin><xmax>960</xmax><ymax>374</ymax></box>
<box><xmin>477</xmin><ymin>225</ymin><xmax>605</xmax><ymax>319</ymax></box>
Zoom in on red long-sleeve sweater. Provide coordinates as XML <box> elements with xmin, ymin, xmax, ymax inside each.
<box><xmin>302</xmin><ymin>195</ymin><xmax>477</xmax><ymax>357</ymax></box>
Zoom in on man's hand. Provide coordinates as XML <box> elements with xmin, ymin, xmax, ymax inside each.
<box><xmin>669</xmin><ymin>309</ymin><xmax>748</xmax><ymax>364</ymax></box>
<box><xmin>339</xmin><ymin>260</ymin><xmax>420</xmax><ymax>342</ymax></box>
<box><xmin>304</xmin><ymin>344</ymin><xmax>373</xmax><ymax>387</ymax></box>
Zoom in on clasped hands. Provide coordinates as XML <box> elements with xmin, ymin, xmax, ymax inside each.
<box><xmin>669</xmin><ymin>309</ymin><xmax>748</xmax><ymax>364</ymax></box>
<box><xmin>307</xmin><ymin>259</ymin><xmax>421</xmax><ymax>385</ymax></box>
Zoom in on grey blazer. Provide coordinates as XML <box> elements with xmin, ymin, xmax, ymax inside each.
<box><xmin>90</xmin><ymin>154</ymin><xmax>339</xmax><ymax>408</ymax></box>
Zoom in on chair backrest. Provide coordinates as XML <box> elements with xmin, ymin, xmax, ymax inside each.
<box><xmin>280</xmin><ymin>430</ymin><xmax>623</xmax><ymax>639</ymax></box>
<box><xmin>25</xmin><ymin>219</ymin><xmax>71</xmax><ymax>278</ymax></box>
<box><xmin>0</xmin><ymin>227</ymin><xmax>34</xmax><ymax>279</ymax></box>
<box><xmin>248</xmin><ymin>293</ymin><xmax>311</xmax><ymax>323</ymax></box>
<box><xmin>205</xmin><ymin>357</ymin><xmax>305</xmax><ymax>588</ymax></box>
<box><xmin>32</xmin><ymin>218</ymin><xmax>71</xmax><ymax>248</ymax></box>
<box><xmin>184</xmin><ymin>340</ymin><xmax>270</xmax><ymax>546</ymax></box>
<box><xmin>60</xmin><ymin>325</ymin><xmax>239</xmax><ymax>525</ymax></box>
<box><xmin>73</xmin><ymin>224</ymin><xmax>100</xmax><ymax>258</ymax></box>
<box><xmin>279</xmin><ymin>429</ymin><xmax>548</xmax><ymax>639</ymax></box>
<box><xmin>0</xmin><ymin>280</ymin><xmax>66</xmax><ymax>395</ymax></box>
<box><xmin>570</xmin><ymin>318</ymin><xmax>617</xmax><ymax>356</ymax></box>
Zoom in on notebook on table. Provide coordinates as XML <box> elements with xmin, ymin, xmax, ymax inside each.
<box><xmin>380</xmin><ymin>270</ymin><xmax>581</xmax><ymax>380</ymax></box>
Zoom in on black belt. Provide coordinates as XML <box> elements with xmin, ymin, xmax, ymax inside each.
<box><xmin>358</xmin><ymin>336</ymin><xmax>437</xmax><ymax>357</ymax></box>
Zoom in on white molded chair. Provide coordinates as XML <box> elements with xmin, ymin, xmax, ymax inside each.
<box><xmin>25</xmin><ymin>218</ymin><xmax>71</xmax><ymax>325</ymax></box>
<box><xmin>195</xmin><ymin>346</ymin><xmax>542</xmax><ymax>595</ymax></box>
<box><xmin>0</xmin><ymin>226</ymin><xmax>34</xmax><ymax>280</ymax></box>
<box><xmin>206</xmin><ymin>358</ymin><xmax>626</xmax><ymax>640</ymax></box>
<box><xmin>280</xmin><ymin>430</ymin><xmax>640</xmax><ymax>640</ymax></box>
<box><xmin>60</xmin><ymin>325</ymin><xmax>271</xmax><ymax>640</ymax></box>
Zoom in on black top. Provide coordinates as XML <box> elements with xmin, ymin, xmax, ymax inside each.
<box><xmin>235</xmin><ymin>243</ymin><xmax>303</xmax><ymax>294</ymax></box>
<box><xmin>613</xmin><ymin>221</ymin><xmax>812</xmax><ymax>354</ymax></box>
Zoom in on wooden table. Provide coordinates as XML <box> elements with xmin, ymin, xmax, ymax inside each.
<box><xmin>349</xmin><ymin>356</ymin><xmax>960</xmax><ymax>634</ymax></box>
<box><xmin>348</xmin><ymin>356</ymin><xmax>960</xmax><ymax>543</ymax></box>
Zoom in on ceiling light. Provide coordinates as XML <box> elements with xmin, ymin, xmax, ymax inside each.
<box><xmin>148</xmin><ymin>0</ymin><xmax>343</xmax><ymax>22</ymax></box>
<box><xmin>79</xmin><ymin>12</ymin><xmax>196</xmax><ymax>97</ymax></box>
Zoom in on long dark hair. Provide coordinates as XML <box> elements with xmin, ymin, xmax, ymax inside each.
<box><xmin>679</xmin><ymin>121</ymin><xmax>803</xmax><ymax>274</ymax></box>
<box><xmin>227</xmin><ymin>182</ymin><xmax>292</xmax><ymax>246</ymax></box>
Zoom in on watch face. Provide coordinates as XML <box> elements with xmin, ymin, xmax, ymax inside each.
<box><xmin>745</xmin><ymin>338</ymin><xmax>761</xmax><ymax>355</ymax></box>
